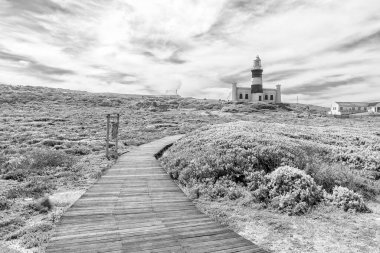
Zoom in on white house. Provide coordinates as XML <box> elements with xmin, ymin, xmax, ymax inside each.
<box><xmin>368</xmin><ymin>102</ymin><xmax>380</xmax><ymax>113</ymax></box>
<box><xmin>231</xmin><ymin>56</ymin><xmax>281</xmax><ymax>103</ymax></box>
<box><xmin>330</xmin><ymin>102</ymin><xmax>380</xmax><ymax>115</ymax></box>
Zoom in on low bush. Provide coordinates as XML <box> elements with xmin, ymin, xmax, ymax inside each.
<box><xmin>6</xmin><ymin>222</ymin><xmax>52</xmax><ymax>248</ymax></box>
<box><xmin>325</xmin><ymin>186</ymin><xmax>371</xmax><ymax>213</ymax></box>
<box><xmin>253</xmin><ymin>166</ymin><xmax>324</xmax><ymax>215</ymax></box>
<box><xmin>1</xmin><ymin>156</ymin><xmax>31</xmax><ymax>181</ymax></box>
<box><xmin>41</xmin><ymin>139</ymin><xmax>64</xmax><ymax>147</ymax></box>
<box><xmin>27</xmin><ymin>197</ymin><xmax>53</xmax><ymax>213</ymax></box>
<box><xmin>65</xmin><ymin>146</ymin><xmax>91</xmax><ymax>156</ymax></box>
<box><xmin>6</xmin><ymin>179</ymin><xmax>55</xmax><ymax>199</ymax></box>
<box><xmin>306</xmin><ymin>162</ymin><xmax>379</xmax><ymax>200</ymax></box>
<box><xmin>0</xmin><ymin>217</ymin><xmax>25</xmax><ymax>239</ymax></box>
<box><xmin>29</xmin><ymin>149</ymin><xmax>75</xmax><ymax>169</ymax></box>
<box><xmin>0</xmin><ymin>196</ymin><xmax>10</xmax><ymax>210</ymax></box>
<box><xmin>0</xmin><ymin>152</ymin><xmax>7</xmax><ymax>168</ymax></box>
<box><xmin>160</xmin><ymin>121</ymin><xmax>378</xmax><ymax>214</ymax></box>
<box><xmin>1</xmin><ymin>149</ymin><xmax>75</xmax><ymax>182</ymax></box>
<box><xmin>191</xmin><ymin>177</ymin><xmax>246</xmax><ymax>200</ymax></box>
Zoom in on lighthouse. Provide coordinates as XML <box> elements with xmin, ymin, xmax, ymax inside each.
<box><xmin>250</xmin><ymin>56</ymin><xmax>264</xmax><ymax>102</ymax></box>
<box><xmin>231</xmin><ymin>56</ymin><xmax>282</xmax><ymax>103</ymax></box>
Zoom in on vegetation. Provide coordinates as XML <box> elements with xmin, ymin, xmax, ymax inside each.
<box><xmin>160</xmin><ymin>120</ymin><xmax>379</xmax><ymax>252</ymax></box>
<box><xmin>326</xmin><ymin>186</ymin><xmax>371</xmax><ymax>212</ymax></box>
<box><xmin>0</xmin><ymin>83</ymin><xmax>378</xmax><ymax>252</ymax></box>
<box><xmin>253</xmin><ymin>166</ymin><xmax>324</xmax><ymax>215</ymax></box>
<box><xmin>161</xmin><ymin>121</ymin><xmax>379</xmax><ymax>205</ymax></box>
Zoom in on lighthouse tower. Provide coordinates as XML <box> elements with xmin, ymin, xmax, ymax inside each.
<box><xmin>230</xmin><ymin>56</ymin><xmax>281</xmax><ymax>103</ymax></box>
<box><xmin>251</xmin><ymin>56</ymin><xmax>264</xmax><ymax>102</ymax></box>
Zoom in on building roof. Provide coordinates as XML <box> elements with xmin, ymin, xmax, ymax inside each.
<box><xmin>368</xmin><ymin>102</ymin><xmax>380</xmax><ymax>106</ymax></box>
<box><xmin>334</xmin><ymin>102</ymin><xmax>380</xmax><ymax>107</ymax></box>
<box><xmin>335</xmin><ymin>102</ymin><xmax>370</xmax><ymax>107</ymax></box>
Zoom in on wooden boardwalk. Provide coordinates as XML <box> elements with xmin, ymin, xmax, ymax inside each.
<box><xmin>46</xmin><ymin>135</ymin><xmax>268</xmax><ymax>253</ymax></box>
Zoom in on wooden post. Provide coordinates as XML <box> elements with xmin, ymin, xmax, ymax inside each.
<box><xmin>115</xmin><ymin>114</ymin><xmax>119</xmax><ymax>157</ymax></box>
<box><xmin>106</xmin><ymin>114</ymin><xmax>110</xmax><ymax>159</ymax></box>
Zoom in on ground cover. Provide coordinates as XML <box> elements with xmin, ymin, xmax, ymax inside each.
<box><xmin>1</xmin><ymin>83</ymin><xmax>379</xmax><ymax>252</ymax></box>
<box><xmin>160</xmin><ymin>121</ymin><xmax>380</xmax><ymax>252</ymax></box>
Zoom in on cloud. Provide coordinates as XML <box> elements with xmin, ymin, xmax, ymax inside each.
<box><xmin>0</xmin><ymin>50</ymin><xmax>74</xmax><ymax>78</ymax></box>
<box><xmin>283</xmin><ymin>77</ymin><xmax>366</xmax><ymax>95</ymax></box>
<box><xmin>0</xmin><ymin>0</ymin><xmax>379</xmax><ymax>106</ymax></box>
<box><xmin>88</xmin><ymin>70</ymin><xmax>137</xmax><ymax>85</ymax></box>
<box><xmin>334</xmin><ymin>30</ymin><xmax>380</xmax><ymax>52</ymax></box>
<box><xmin>3</xmin><ymin>0</ymin><xmax>70</xmax><ymax>15</ymax></box>
<box><xmin>265</xmin><ymin>69</ymin><xmax>308</xmax><ymax>82</ymax></box>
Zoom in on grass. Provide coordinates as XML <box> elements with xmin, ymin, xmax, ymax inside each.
<box><xmin>0</xmin><ymin>83</ymin><xmax>379</xmax><ymax>252</ymax></box>
<box><xmin>195</xmin><ymin>198</ymin><xmax>380</xmax><ymax>253</ymax></box>
<box><xmin>160</xmin><ymin>121</ymin><xmax>380</xmax><ymax>252</ymax></box>
<box><xmin>160</xmin><ymin>121</ymin><xmax>379</xmax><ymax>200</ymax></box>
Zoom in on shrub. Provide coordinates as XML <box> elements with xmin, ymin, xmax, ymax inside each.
<box><xmin>246</xmin><ymin>171</ymin><xmax>266</xmax><ymax>191</ymax></box>
<box><xmin>160</xmin><ymin>122</ymin><xmax>329</xmax><ymax>190</ymax></box>
<box><xmin>0</xmin><ymin>217</ymin><xmax>25</xmax><ymax>238</ymax></box>
<box><xmin>325</xmin><ymin>186</ymin><xmax>371</xmax><ymax>213</ymax></box>
<box><xmin>0</xmin><ymin>152</ymin><xmax>7</xmax><ymax>168</ymax></box>
<box><xmin>3</xmin><ymin>168</ymin><xmax>29</xmax><ymax>181</ymax></box>
<box><xmin>29</xmin><ymin>149</ymin><xmax>75</xmax><ymax>169</ymax></box>
<box><xmin>65</xmin><ymin>146</ymin><xmax>91</xmax><ymax>156</ymax></box>
<box><xmin>41</xmin><ymin>139</ymin><xmax>64</xmax><ymax>147</ymax></box>
<box><xmin>2</xmin><ymin>149</ymin><xmax>76</xmax><ymax>182</ymax></box>
<box><xmin>6</xmin><ymin>222</ymin><xmax>52</xmax><ymax>248</ymax></box>
<box><xmin>0</xmin><ymin>196</ymin><xmax>10</xmax><ymax>210</ymax></box>
<box><xmin>6</xmin><ymin>179</ymin><xmax>54</xmax><ymax>199</ymax></box>
<box><xmin>27</xmin><ymin>197</ymin><xmax>53</xmax><ymax>213</ymax></box>
<box><xmin>306</xmin><ymin>162</ymin><xmax>379</xmax><ymax>200</ymax></box>
<box><xmin>1</xmin><ymin>156</ymin><xmax>31</xmax><ymax>181</ymax></box>
<box><xmin>194</xmin><ymin>177</ymin><xmax>246</xmax><ymax>200</ymax></box>
<box><xmin>253</xmin><ymin>166</ymin><xmax>324</xmax><ymax>215</ymax></box>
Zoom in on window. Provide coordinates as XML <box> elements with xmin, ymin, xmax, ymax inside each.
<box><xmin>265</xmin><ymin>95</ymin><xmax>268</xmax><ymax>100</ymax></box>
<box><xmin>270</xmin><ymin>95</ymin><xmax>273</xmax><ymax>100</ymax></box>
<box><xmin>245</xmin><ymin>94</ymin><xmax>248</xmax><ymax>99</ymax></box>
<box><xmin>239</xmin><ymin>94</ymin><xmax>242</xmax><ymax>99</ymax></box>
<box><xmin>259</xmin><ymin>96</ymin><xmax>262</xmax><ymax>101</ymax></box>
<box><xmin>340</xmin><ymin>107</ymin><xmax>343</xmax><ymax>111</ymax></box>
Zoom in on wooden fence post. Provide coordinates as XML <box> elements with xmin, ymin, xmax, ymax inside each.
<box><xmin>106</xmin><ymin>114</ymin><xmax>110</xmax><ymax>159</ymax></box>
<box><xmin>115</xmin><ymin>114</ymin><xmax>119</xmax><ymax>157</ymax></box>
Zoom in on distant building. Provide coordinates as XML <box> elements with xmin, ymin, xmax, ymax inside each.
<box><xmin>231</xmin><ymin>56</ymin><xmax>281</xmax><ymax>103</ymax></box>
<box><xmin>368</xmin><ymin>102</ymin><xmax>380</xmax><ymax>113</ymax></box>
<box><xmin>330</xmin><ymin>102</ymin><xmax>380</xmax><ymax>115</ymax></box>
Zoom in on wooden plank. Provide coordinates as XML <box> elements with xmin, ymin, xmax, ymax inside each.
<box><xmin>46</xmin><ymin>135</ymin><xmax>269</xmax><ymax>253</ymax></box>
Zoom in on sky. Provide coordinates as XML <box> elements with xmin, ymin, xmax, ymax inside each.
<box><xmin>0</xmin><ymin>0</ymin><xmax>379</xmax><ymax>106</ymax></box>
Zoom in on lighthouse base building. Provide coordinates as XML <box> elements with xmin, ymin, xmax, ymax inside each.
<box><xmin>232</xmin><ymin>56</ymin><xmax>282</xmax><ymax>103</ymax></box>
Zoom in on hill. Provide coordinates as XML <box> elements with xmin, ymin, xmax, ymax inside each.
<box><xmin>0</xmin><ymin>83</ymin><xmax>378</xmax><ymax>253</ymax></box>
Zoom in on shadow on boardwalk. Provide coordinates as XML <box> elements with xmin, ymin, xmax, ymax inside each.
<box><xmin>46</xmin><ymin>135</ymin><xmax>269</xmax><ymax>253</ymax></box>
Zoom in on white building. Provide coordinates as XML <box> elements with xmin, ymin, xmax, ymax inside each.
<box><xmin>368</xmin><ymin>102</ymin><xmax>380</xmax><ymax>113</ymax></box>
<box><xmin>330</xmin><ymin>102</ymin><xmax>380</xmax><ymax>115</ymax></box>
<box><xmin>231</xmin><ymin>56</ymin><xmax>281</xmax><ymax>103</ymax></box>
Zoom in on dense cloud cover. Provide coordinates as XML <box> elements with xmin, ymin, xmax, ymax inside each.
<box><xmin>0</xmin><ymin>0</ymin><xmax>379</xmax><ymax>105</ymax></box>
